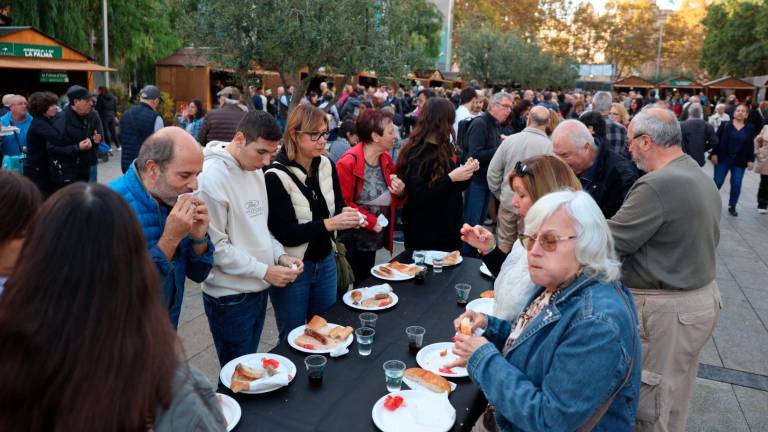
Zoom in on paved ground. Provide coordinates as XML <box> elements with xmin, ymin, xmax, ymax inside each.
<box><xmin>98</xmin><ymin>152</ymin><xmax>767</xmax><ymax>431</ymax></box>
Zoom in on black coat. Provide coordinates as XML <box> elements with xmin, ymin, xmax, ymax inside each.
<box><xmin>95</xmin><ymin>93</ymin><xmax>118</xmax><ymax>119</ymax></box>
<box><xmin>581</xmin><ymin>137</ymin><xmax>638</xmax><ymax>219</ymax></box>
<box><xmin>713</xmin><ymin>122</ymin><xmax>757</xmax><ymax>168</ymax></box>
<box><xmin>24</xmin><ymin>115</ymin><xmax>58</xmax><ymax>195</ymax></box>
<box><xmin>48</xmin><ymin>107</ymin><xmax>102</xmax><ymax>185</ymax></box>
<box><xmin>680</xmin><ymin>118</ymin><xmax>718</xmax><ymax>166</ymax></box>
<box><xmin>465</xmin><ymin>112</ymin><xmax>501</xmax><ymax>182</ymax></box>
<box><xmin>401</xmin><ymin>148</ymin><xmax>470</xmax><ymax>251</ymax></box>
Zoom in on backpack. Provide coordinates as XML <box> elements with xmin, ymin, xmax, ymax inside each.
<box><xmin>456</xmin><ymin>116</ymin><xmax>479</xmax><ymax>162</ymax></box>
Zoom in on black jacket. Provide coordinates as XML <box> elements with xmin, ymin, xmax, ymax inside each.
<box><xmin>465</xmin><ymin>112</ymin><xmax>501</xmax><ymax>182</ymax></box>
<box><xmin>264</xmin><ymin>150</ymin><xmax>346</xmax><ymax>262</ymax></box>
<box><xmin>400</xmin><ymin>148</ymin><xmax>471</xmax><ymax>251</ymax></box>
<box><xmin>680</xmin><ymin>118</ymin><xmax>718</xmax><ymax>166</ymax></box>
<box><xmin>95</xmin><ymin>93</ymin><xmax>118</xmax><ymax>119</ymax></box>
<box><xmin>712</xmin><ymin>122</ymin><xmax>757</xmax><ymax>168</ymax></box>
<box><xmin>24</xmin><ymin>115</ymin><xmax>58</xmax><ymax>195</ymax></box>
<box><xmin>580</xmin><ymin>137</ymin><xmax>638</xmax><ymax>219</ymax></box>
<box><xmin>48</xmin><ymin>107</ymin><xmax>102</xmax><ymax>185</ymax></box>
<box><xmin>119</xmin><ymin>103</ymin><xmax>160</xmax><ymax>172</ymax></box>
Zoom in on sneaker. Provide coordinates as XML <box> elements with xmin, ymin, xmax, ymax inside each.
<box><xmin>758</xmin><ymin>208</ymin><xmax>767</xmax><ymax>214</ymax></box>
<box><xmin>728</xmin><ymin>207</ymin><xmax>738</xmax><ymax>217</ymax></box>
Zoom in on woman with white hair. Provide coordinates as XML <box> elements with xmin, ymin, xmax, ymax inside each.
<box><xmin>448</xmin><ymin>190</ymin><xmax>641</xmax><ymax>432</ymax></box>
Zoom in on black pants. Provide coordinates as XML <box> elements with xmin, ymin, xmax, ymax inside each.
<box><xmin>103</xmin><ymin>116</ymin><xmax>119</xmax><ymax>147</ymax></box>
<box><xmin>347</xmin><ymin>247</ymin><xmax>377</xmax><ymax>287</ymax></box>
<box><xmin>758</xmin><ymin>175</ymin><xmax>768</xmax><ymax>209</ymax></box>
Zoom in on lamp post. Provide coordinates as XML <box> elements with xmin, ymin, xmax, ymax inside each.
<box><xmin>102</xmin><ymin>0</ymin><xmax>110</xmax><ymax>87</ymax></box>
<box><xmin>655</xmin><ymin>11</ymin><xmax>667</xmax><ymax>80</ymax></box>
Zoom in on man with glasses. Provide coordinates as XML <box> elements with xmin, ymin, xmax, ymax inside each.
<box><xmin>462</xmin><ymin>91</ymin><xmax>514</xmax><ymax>257</ymax></box>
<box><xmin>552</xmin><ymin>119</ymin><xmax>637</xmax><ymax>218</ymax></box>
<box><xmin>608</xmin><ymin>108</ymin><xmax>721</xmax><ymax>432</ymax></box>
<box><xmin>487</xmin><ymin>105</ymin><xmax>553</xmax><ymax>252</ymax></box>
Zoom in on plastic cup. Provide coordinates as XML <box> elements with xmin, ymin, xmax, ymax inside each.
<box><xmin>359</xmin><ymin>312</ymin><xmax>378</xmax><ymax>328</ymax></box>
<box><xmin>304</xmin><ymin>354</ymin><xmax>327</xmax><ymax>388</ymax></box>
<box><xmin>355</xmin><ymin>327</ymin><xmax>375</xmax><ymax>356</ymax></box>
<box><xmin>456</xmin><ymin>283</ymin><xmax>472</xmax><ymax>305</ymax></box>
<box><xmin>406</xmin><ymin>325</ymin><xmax>426</xmax><ymax>354</ymax></box>
<box><xmin>433</xmin><ymin>258</ymin><xmax>444</xmax><ymax>273</ymax></box>
<box><xmin>383</xmin><ymin>360</ymin><xmax>406</xmax><ymax>392</ymax></box>
<box><xmin>412</xmin><ymin>252</ymin><xmax>426</xmax><ymax>265</ymax></box>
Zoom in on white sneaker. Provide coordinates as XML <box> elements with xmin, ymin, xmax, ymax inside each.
<box><xmin>759</xmin><ymin>208</ymin><xmax>767</xmax><ymax>214</ymax></box>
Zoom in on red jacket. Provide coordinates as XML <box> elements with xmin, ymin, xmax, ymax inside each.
<box><xmin>335</xmin><ymin>142</ymin><xmax>400</xmax><ymax>253</ymax></box>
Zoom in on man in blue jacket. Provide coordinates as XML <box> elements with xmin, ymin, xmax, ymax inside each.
<box><xmin>110</xmin><ymin>126</ymin><xmax>213</xmax><ymax>328</ymax></box>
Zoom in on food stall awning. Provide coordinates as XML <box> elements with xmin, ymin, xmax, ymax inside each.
<box><xmin>0</xmin><ymin>57</ymin><xmax>115</xmax><ymax>72</ymax></box>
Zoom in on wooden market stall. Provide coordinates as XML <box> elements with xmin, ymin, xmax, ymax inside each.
<box><xmin>0</xmin><ymin>26</ymin><xmax>114</xmax><ymax>97</ymax></box>
<box><xmin>656</xmin><ymin>76</ymin><xmax>703</xmax><ymax>99</ymax></box>
<box><xmin>703</xmin><ymin>76</ymin><xmax>756</xmax><ymax>104</ymax></box>
<box><xmin>612</xmin><ymin>75</ymin><xmax>655</xmax><ymax>97</ymax></box>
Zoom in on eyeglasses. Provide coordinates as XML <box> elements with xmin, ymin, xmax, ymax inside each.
<box><xmin>514</xmin><ymin>161</ymin><xmax>533</xmax><ymax>177</ymax></box>
<box><xmin>297</xmin><ymin>130</ymin><xmax>330</xmax><ymax>141</ymax></box>
<box><xmin>518</xmin><ymin>232</ymin><xmax>578</xmax><ymax>252</ymax></box>
<box><xmin>498</xmin><ymin>103</ymin><xmax>514</xmax><ymax>110</ymax></box>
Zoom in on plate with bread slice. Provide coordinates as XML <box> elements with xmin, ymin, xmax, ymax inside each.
<box><xmin>288</xmin><ymin>315</ymin><xmax>354</xmax><ymax>354</ymax></box>
<box><xmin>370</xmin><ymin>262</ymin><xmax>419</xmax><ymax>281</ymax></box>
<box><xmin>416</xmin><ymin>342</ymin><xmax>469</xmax><ymax>378</ymax></box>
<box><xmin>402</xmin><ymin>368</ymin><xmax>457</xmax><ymax>394</ymax></box>
<box><xmin>419</xmin><ymin>250</ymin><xmax>463</xmax><ymax>267</ymax></box>
<box><xmin>371</xmin><ymin>390</ymin><xmax>456</xmax><ymax>432</ymax></box>
<box><xmin>343</xmin><ymin>284</ymin><xmax>399</xmax><ymax>311</ymax></box>
<box><xmin>220</xmin><ymin>353</ymin><xmax>297</xmax><ymax>394</ymax></box>
<box><xmin>216</xmin><ymin>393</ymin><xmax>241</xmax><ymax>431</ymax></box>
<box><xmin>466</xmin><ymin>297</ymin><xmax>495</xmax><ymax>316</ymax></box>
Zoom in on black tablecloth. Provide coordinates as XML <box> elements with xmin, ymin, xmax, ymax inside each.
<box><xmin>219</xmin><ymin>253</ymin><xmax>493</xmax><ymax>432</ymax></box>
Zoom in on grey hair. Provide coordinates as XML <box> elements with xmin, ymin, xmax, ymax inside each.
<box><xmin>491</xmin><ymin>91</ymin><xmax>513</xmax><ymax>105</ymax></box>
<box><xmin>630</xmin><ymin>108</ymin><xmax>682</xmax><ymax>148</ymax></box>
<box><xmin>688</xmin><ymin>103</ymin><xmax>703</xmax><ymax>119</ymax></box>
<box><xmin>136</xmin><ymin>131</ymin><xmax>175</xmax><ymax>172</ymax></box>
<box><xmin>592</xmin><ymin>91</ymin><xmax>613</xmax><ymax>114</ymax></box>
<box><xmin>552</xmin><ymin>119</ymin><xmax>596</xmax><ymax>150</ymax></box>
<box><xmin>715</xmin><ymin>103</ymin><xmax>726</xmax><ymax>111</ymax></box>
<box><xmin>524</xmin><ymin>190</ymin><xmax>621</xmax><ymax>282</ymax></box>
<box><xmin>221</xmin><ymin>97</ymin><xmax>240</xmax><ymax>105</ymax></box>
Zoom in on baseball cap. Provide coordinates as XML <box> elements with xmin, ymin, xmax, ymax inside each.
<box><xmin>140</xmin><ymin>85</ymin><xmax>162</xmax><ymax>100</ymax></box>
<box><xmin>66</xmin><ymin>85</ymin><xmax>94</xmax><ymax>101</ymax></box>
<box><xmin>217</xmin><ymin>86</ymin><xmax>241</xmax><ymax>100</ymax></box>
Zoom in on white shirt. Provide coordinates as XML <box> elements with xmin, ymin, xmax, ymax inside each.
<box><xmin>453</xmin><ymin>104</ymin><xmax>475</xmax><ymax>135</ymax></box>
<box><xmin>708</xmin><ymin>112</ymin><xmax>730</xmax><ymax>131</ymax></box>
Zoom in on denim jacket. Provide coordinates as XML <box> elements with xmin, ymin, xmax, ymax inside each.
<box><xmin>109</xmin><ymin>164</ymin><xmax>214</xmax><ymax>328</ymax></box>
<box><xmin>467</xmin><ymin>275</ymin><xmax>641</xmax><ymax>432</ymax></box>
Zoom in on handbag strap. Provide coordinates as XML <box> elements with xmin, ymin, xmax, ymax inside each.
<box><xmin>575</xmin><ymin>282</ymin><xmax>637</xmax><ymax>432</ymax></box>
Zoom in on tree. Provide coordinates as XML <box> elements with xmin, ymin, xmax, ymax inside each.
<box><xmin>184</xmin><ymin>0</ymin><xmax>442</xmax><ymax>111</ymax></box>
<box><xmin>701</xmin><ymin>0</ymin><xmax>768</xmax><ymax>77</ymax></box>
<box><xmin>601</xmin><ymin>0</ymin><xmax>659</xmax><ymax>79</ymax></box>
<box><xmin>660</xmin><ymin>0</ymin><xmax>707</xmax><ymax>77</ymax></box>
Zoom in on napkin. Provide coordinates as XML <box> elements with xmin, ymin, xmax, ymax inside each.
<box><xmin>377</xmin><ymin>213</ymin><xmax>389</xmax><ymax>228</ymax></box>
<box><xmin>248</xmin><ymin>371</ymin><xmax>290</xmax><ymax>391</ymax></box>
<box><xmin>358</xmin><ymin>283</ymin><xmax>393</xmax><ymax>300</ymax></box>
<box><xmin>330</xmin><ymin>344</ymin><xmax>349</xmax><ymax>357</ymax></box>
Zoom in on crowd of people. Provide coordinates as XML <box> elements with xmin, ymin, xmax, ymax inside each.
<box><xmin>0</xmin><ymin>77</ymin><xmax>764</xmax><ymax>432</ymax></box>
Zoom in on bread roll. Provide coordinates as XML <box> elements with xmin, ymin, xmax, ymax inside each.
<box><xmin>235</xmin><ymin>363</ymin><xmax>264</xmax><ymax>380</ymax></box>
<box><xmin>404</xmin><ymin>368</ymin><xmax>451</xmax><ymax>393</ymax></box>
<box><xmin>230</xmin><ymin>378</ymin><xmax>251</xmax><ymax>393</ymax></box>
<box><xmin>331</xmin><ymin>325</ymin><xmax>353</xmax><ymax>341</ymax></box>
<box><xmin>460</xmin><ymin>317</ymin><xmax>472</xmax><ymax>336</ymax></box>
<box><xmin>307</xmin><ymin>315</ymin><xmax>327</xmax><ymax>331</ymax></box>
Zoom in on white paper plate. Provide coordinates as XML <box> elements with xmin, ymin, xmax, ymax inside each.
<box><xmin>479</xmin><ymin>263</ymin><xmax>493</xmax><ymax>277</ymax></box>
<box><xmin>287</xmin><ymin>324</ymin><xmax>354</xmax><ymax>354</ymax></box>
<box><xmin>371</xmin><ymin>390</ymin><xmax>456</xmax><ymax>432</ymax></box>
<box><xmin>219</xmin><ymin>353</ymin><xmax>297</xmax><ymax>394</ymax></box>
<box><xmin>343</xmin><ymin>289</ymin><xmax>399</xmax><ymax>311</ymax></box>
<box><xmin>466</xmin><ymin>297</ymin><xmax>495</xmax><ymax>316</ymax></box>
<box><xmin>370</xmin><ymin>263</ymin><xmax>414</xmax><ymax>281</ymax></box>
<box><xmin>416</xmin><ymin>342</ymin><xmax>468</xmax><ymax>378</ymax></box>
<box><xmin>216</xmin><ymin>393</ymin><xmax>242</xmax><ymax>431</ymax></box>
<box><xmin>420</xmin><ymin>251</ymin><xmax>463</xmax><ymax>267</ymax></box>
<box><xmin>402</xmin><ymin>375</ymin><xmax>458</xmax><ymax>393</ymax></box>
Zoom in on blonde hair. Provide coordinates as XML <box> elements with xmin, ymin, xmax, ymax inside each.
<box><xmin>611</xmin><ymin>102</ymin><xmax>630</xmax><ymax>126</ymax></box>
<box><xmin>509</xmin><ymin>154</ymin><xmax>582</xmax><ymax>203</ymax></box>
<box><xmin>545</xmin><ymin>109</ymin><xmax>561</xmax><ymax>136</ymax></box>
<box><xmin>282</xmin><ymin>104</ymin><xmax>329</xmax><ymax>161</ymax></box>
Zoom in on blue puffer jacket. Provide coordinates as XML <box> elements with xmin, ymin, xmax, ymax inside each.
<box><xmin>468</xmin><ymin>275</ymin><xmax>641</xmax><ymax>432</ymax></box>
<box><xmin>109</xmin><ymin>163</ymin><xmax>213</xmax><ymax>328</ymax></box>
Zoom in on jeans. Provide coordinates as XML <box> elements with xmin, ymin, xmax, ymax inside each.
<box><xmin>758</xmin><ymin>175</ymin><xmax>768</xmax><ymax>209</ymax></box>
<box><xmin>713</xmin><ymin>155</ymin><xmax>746</xmax><ymax>208</ymax></box>
<box><xmin>277</xmin><ymin>117</ymin><xmax>287</xmax><ymax>133</ymax></box>
<box><xmin>269</xmin><ymin>253</ymin><xmax>337</xmax><ymax>342</ymax></box>
<box><xmin>463</xmin><ymin>180</ymin><xmax>491</xmax><ymax>257</ymax></box>
<box><xmin>203</xmin><ymin>290</ymin><xmax>269</xmax><ymax>367</ymax></box>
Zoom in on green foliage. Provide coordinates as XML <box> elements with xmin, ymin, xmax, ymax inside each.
<box><xmin>455</xmin><ymin>24</ymin><xmax>577</xmax><ymax>89</ymax></box>
<box><xmin>158</xmin><ymin>91</ymin><xmax>177</xmax><ymax>125</ymax></box>
<box><xmin>183</xmin><ymin>0</ymin><xmax>442</xmax><ymax>110</ymax></box>
<box><xmin>701</xmin><ymin>0</ymin><xmax>768</xmax><ymax>77</ymax></box>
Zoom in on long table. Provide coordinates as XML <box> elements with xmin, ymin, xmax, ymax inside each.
<box><xmin>220</xmin><ymin>254</ymin><xmax>493</xmax><ymax>431</ymax></box>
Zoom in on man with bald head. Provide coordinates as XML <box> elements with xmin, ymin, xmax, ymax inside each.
<box><xmin>486</xmin><ymin>105</ymin><xmax>553</xmax><ymax>251</ymax></box>
<box><xmin>552</xmin><ymin>119</ymin><xmax>637</xmax><ymax>218</ymax></box>
<box><xmin>109</xmin><ymin>127</ymin><xmax>214</xmax><ymax>328</ymax></box>
<box><xmin>608</xmin><ymin>108</ymin><xmax>721</xmax><ymax>432</ymax></box>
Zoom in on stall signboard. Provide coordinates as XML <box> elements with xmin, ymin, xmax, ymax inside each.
<box><xmin>40</xmin><ymin>71</ymin><xmax>69</xmax><ymax>83</ymax></box>
<box><xmin>669</xmin><ymin>79</ymin><xmax>693</xmax><ymax>86</ymax></box>
<box><xmin>0</xmin><ymin>42</ymin><xmax>63</xmax><ymax>59</ymax></box>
